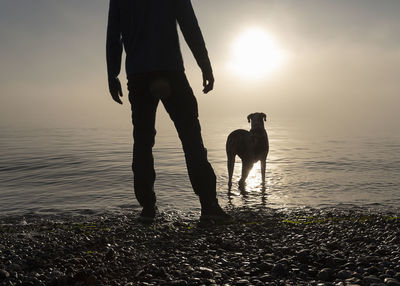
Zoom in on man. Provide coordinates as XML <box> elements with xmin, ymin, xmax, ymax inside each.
<box><xmin>106</xmin><ymin>0</ymin><xmax>229</xmax><ymax>222</ymax></box>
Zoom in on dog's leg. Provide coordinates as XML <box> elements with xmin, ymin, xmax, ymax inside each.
<box><xmin>239</xmin><ymin>160</ymin><xmax>253</xmax><ymax>190</ymax></box>
<box><xmin>227</xmin><ymin>153</ymin><xmax>235</xmax><ymax>190</ymax></box>
<box><xmin>261</xmin><ymin>158</ymin><xmax>266</xmax><ymax>185</ymax></box>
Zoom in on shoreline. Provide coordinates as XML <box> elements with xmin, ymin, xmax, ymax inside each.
<box><xmin>1</xmin><ymin>207</ymin><xmax>399</xmax><ymax>286</ymax></box>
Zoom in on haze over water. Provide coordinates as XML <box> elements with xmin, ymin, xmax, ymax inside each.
<box><xmin>1</xmin><ymin>115</ymin><xmax>399</xmax><ymax>216</ymax></box>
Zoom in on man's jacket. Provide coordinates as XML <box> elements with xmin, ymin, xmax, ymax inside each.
<box><xmin>106</xmin><ymin>0</ymin><xmax>212</xmax><ymax>78</ymax></box>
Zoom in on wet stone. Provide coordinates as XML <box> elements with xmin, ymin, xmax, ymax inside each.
<box><xmin>336</xmin><ymin>270</ymin><xmax>352</xmax><ymax>280</ymax></box>
<box><xmin>363</xmin><ymin>275</ymin><xmax>382</xmax><ymax>285</ymax></box>
<box><xmin>198</xmin><ymin>267</ymin><xmax>213</xmax><ymax>278</ymax></box>
<box><xmin>297</xmin><ymin>249</ymin><xmax>311</xmax><ymax>263</ymax></box>
<box><xmin>170</xmin><ymin>280</ymin><xmax>188</xmax><ymax>286</ymax></box>
<box><xmin>345</xmin><ymin>277</ymin><xmax>362</xmax><ymax>285</ymax></box>
<box><xmin>357</xmin><ymin>266</ymin><xmax>366</xmax><ymax>274</ymax></box>
<box><xmin>86</xmin><ymin>275</ymin><xmax>97</xmax><ymax>286</ymax></box>
<box><xmin>333</xmin><ymin>257</ymin><xmax>346</xmax><ymax>266</ymax></box>
<box><xmin>299</xmin><ymin>264</ymin><xmax>308</xmax><ymax>272</ymax></box>
<box><xmin>271</xmin><ymin>263</ymin><xmax>286</xmax><ymax>277</ymax></box>
<box><xmin>367</xmin><ymin>256</ymin><xmax>382</xmax><ymax>263</ymax></box>
<box><xmin>0</xmin><ymin>269</ymin><xmax>10</xmax><ymax>280</ymax></box>
<box><xmin>384</xmin><ymin>278</ymin><xmax>400</xmax><ymax>286</ymax></box>
<box><xmin>203</xmin><ymin>278</ymin><xmax>216</xmax><ymax>285</ymax></box>
<box><xmin>317</xmin><ymin>268</ymin><xmax>334</xmax><ymax>282</ymax></box>
<box><xmin>105</xmin><ymin>248</ymin><xmax>115</xmax><ymax>260</ymax></box>
<box><xmin>235</xmin><ymin>279</ymin><xmax>250</xmax><ymax>286</ymax></box>
<box><xmin>189</xmin><ymin>277</ymin><xmax>201</xmax><ymax>284</ymax></box>
<box><xmin>259</xmin><ymin>262</ymin><xmax>273</xmax><ymax>272</ymax></box>
<box><xmin>368</xmin><ymin>266</ymin><xmax>380</xmax><ymax>275</ymax></box>
<box><xmin>386</xmin><ymin>270</ymin><xmax>396</xmax><ymax>277</ymax></box>
<box><xmin>308</xmin><ymin>268</ymin><xmax>318</xmax><ymax>277</ymax></box>
<box><xmin>344</xmin><ymin>262</ymin><xmax>357</xmax><ymax>271</ymax></box>
<box><xmin>258</xmin><ymin>274</ymin><xmax>272</xmax><ymax>282</ymax></box>
<box><xmin>191</xmin><ymin>271</ymin><xmax>202</xmax><ymax>278</ymax></box>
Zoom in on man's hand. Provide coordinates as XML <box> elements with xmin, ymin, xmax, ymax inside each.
<box><xmin>202</xmin><ymin>70</ymin><xmax>214</xmax><ymax>94</ymax></box>
<box><xmin>108</xmin><ymin>77</ymin><xmax>123</xmax><ymax>104</ymax></box>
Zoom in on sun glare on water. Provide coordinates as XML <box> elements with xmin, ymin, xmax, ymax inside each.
<box><xmin>229</xmin><ymin>28</ymin><xmax>286</xmax><ymax>80</ymax></box>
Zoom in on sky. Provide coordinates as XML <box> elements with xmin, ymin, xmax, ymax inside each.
<box><xmin>1</xmin><ymin>0</ymin><xmax>399</xmax><ymax>137</ymax></box>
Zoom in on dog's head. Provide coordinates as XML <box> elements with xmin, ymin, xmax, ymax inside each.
<box><xmin>247</xmin><ymin>112</ymin><xmax>267</xmax><ymax>130</ymax></box>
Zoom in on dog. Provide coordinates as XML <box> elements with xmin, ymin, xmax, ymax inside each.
<box><xmin>226</xmin><ymin>112</ymin><xmax>269</xmax><ymax>190</ymax></box>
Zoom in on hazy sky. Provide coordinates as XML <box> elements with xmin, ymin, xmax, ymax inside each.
<box><xmin>1</xmin><ymin>0</ymin><xmax>399</xmax><ymax>136</ymax></box>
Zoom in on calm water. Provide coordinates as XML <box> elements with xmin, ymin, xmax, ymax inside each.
<box><xmin>1</xmin><ymin>120</ymin><xmax>400</xmax><ymax>216</ymax></box>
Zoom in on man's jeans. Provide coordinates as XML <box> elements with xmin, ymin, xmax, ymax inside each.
<box><xmin>128</xmin><ymin>71</ymin><xmax>217</xmax><ymax>208</ymax></box>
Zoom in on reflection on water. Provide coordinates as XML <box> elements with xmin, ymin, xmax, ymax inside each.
<box><xmin>1</xmin><ymin>118</ymin><xmax>400</xmax><ymax>216</ymax></box>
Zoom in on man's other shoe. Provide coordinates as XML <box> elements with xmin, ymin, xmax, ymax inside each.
<box><xmin>200</xmin><ymin>201</ymin><xmax>231</xmax><ymax>223</ymax></box>
<box><xmin>138</xmin><ymin>206</ymin><xmax>157</xmax><ymax>223</ymax></box>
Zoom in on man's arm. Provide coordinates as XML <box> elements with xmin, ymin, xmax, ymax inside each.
<box><xmin>176</xmin><ymin>0</ymin><xmax>214</xmax><ymax>94</ymax></box>
<box><xmin>106</xmin><ymin>0</ymin><xmax>123</xmax><ymax>104</ymax></box>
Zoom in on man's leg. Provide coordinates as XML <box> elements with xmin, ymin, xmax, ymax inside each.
<box><xmin>159</xmin><ymin>72</ymin><xmax>217</xmax><ymax>207</ymax></box>
<box><xmin>128</xmin><ymin>75</ymin><xmax>159</xmax><ymax>211</ymax></box>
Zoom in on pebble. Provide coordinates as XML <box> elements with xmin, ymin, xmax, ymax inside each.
<box><xmin>0</xmin><ymin>270</ymin><xmax>10</xmax><ymax>280</ymax></box>
<box><xmin>336</xmin><ymin>270</ymin><xmax>352</xmax><ymax>280</ymax></box>
<box><xmin>368</xmin><ymin>266</ymin><xmax>380</xmax><ymax>275</ymax></box>
<box><xmin>170</xmin><ymin>280</ymin><xmax>187</xmax><ymax>286</ymax></box>
<box><xmin>235</xmin><ymin>279</ymin><xmax>250</xmax><ymax>286</ymax></box>
<box><xmin>317</xmin><ymin>268</ymin><xmax>334</xmax><ymax>282</ymax></box>
<box><xmin>271</xmin><ymin>263</ymin><xmax>286</xmax><ymax>277</ymax></box>
<box><xmin>363</xmin><ymin>275</ymin><xmax>382</xmax><ymax>285</ymax></box>
<box><xmin>198</xmin><ymin>267</ymin><xmax>214</xmax><ymax>278</ymax></box>
<box><xmin>258</xmin><ymin>274</ymin><xmax>272</xmax><ymax>282</ymax></box>
<box><xmin>344</xmin><ymin>262</ymin><xmax>356</xmax><ymax>270</ymax></box>
<box><xmin>296</xmin><ymin>249</ymin><xmax>311</xmax><ymax>263</ymax></box>
<box><xmin>384</xmin><ymin>278</ymin><xmax>400</xmax><ymax>286</ymax></box>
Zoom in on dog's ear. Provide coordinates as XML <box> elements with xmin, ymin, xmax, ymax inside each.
<box><xmin>262</xmin><ymin>113</ymin><xmax>267</xmax><ymax>122</ymax></box>
<box><xmin>247</xmin><ymin>113</ymin><xmax>253</xmax><ymax>123</ymax></box>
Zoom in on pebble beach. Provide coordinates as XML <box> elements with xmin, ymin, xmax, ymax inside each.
<box><xmin>1</xmin><ymin>207</ymin><xmax>399</xmax><ymax>286</ymax></box>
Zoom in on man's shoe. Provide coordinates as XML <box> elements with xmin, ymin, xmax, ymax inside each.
<box><xmin>200</xmin><ymin>202</ymin><xmax>232</xmax><ymax>223</ymax></box>
<box><xmin>138</xmin><ymin>206</ymin><xmax>157</xmax><ymax>223</ymax></box>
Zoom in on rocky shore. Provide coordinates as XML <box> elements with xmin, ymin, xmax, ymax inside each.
<box><xmin>0</xmin><ymin>207</ymin><xmax>399</xmax><ymax>286</ymax></box>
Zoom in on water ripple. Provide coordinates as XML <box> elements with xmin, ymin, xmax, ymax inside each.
<box><xmin>1</xmin><ymin>126</ymin><xmax>400</xmax><ymax>215</ymax></box>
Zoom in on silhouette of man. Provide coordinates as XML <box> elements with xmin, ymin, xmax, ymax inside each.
<box><xmin>106</xmin><ymin>0</ymin><xmax>229</xmax><ymax>222</ymax></box>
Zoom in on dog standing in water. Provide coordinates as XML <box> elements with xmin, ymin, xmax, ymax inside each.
<box><xmin>226</xmin><ymin>113</ymin><xmax>269</xmax><ymax>190</ymax></box>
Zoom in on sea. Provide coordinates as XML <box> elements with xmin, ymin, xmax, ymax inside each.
<box><xmin>1</xmin><ymin>117</ymin><xmax>400</xmax><ymax>217</ymax></box>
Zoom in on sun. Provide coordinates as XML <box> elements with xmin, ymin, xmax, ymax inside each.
<box><xmin>229</xmin><ymin>28</ymin><xmax>285</xmax><ymax>79</ymax></box>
